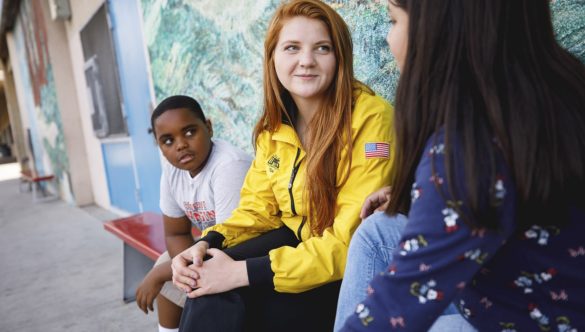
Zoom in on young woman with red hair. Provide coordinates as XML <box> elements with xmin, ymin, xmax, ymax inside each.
<box><xmin>171</xmin><ymin>1</ymin><xmax>396</xmax><ymax>331</ymax></box>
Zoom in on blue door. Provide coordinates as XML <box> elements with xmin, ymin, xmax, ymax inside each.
<box><xmin>81</xmin><ymin>4</ymin><xmax>140</xmax><ymax>213</ymax></box>
<box><xmin>102</xmin><ymin>141</ymin><xmax>140</xmax><ymax>212</ymax></box>
<box><xmin>107</xmin><ymin>0</ymin><xmax>161</xmax><ymax>213</ymax></box>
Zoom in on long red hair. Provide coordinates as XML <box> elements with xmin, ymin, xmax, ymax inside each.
<box><xmin>254</xmin><ymin>0</ymin><xmax>367</xmax><ymax>235</ymax></box>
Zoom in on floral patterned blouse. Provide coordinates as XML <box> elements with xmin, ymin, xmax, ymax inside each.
<box><xmin>342</xmin><ymin>131</ymin><xmax>585</xmax><ymax>331</ymax></box>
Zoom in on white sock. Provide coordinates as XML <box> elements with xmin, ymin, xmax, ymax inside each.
<box><xmin>158</xmin><ymin>325</ymin><xmax>179</xmax><ymax>332</ymax></box>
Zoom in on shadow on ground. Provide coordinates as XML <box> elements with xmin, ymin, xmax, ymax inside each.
<box><xmin>0</xmin><ymin>166</ymin><xmax>158</xmax><ymax>331</ymax></box>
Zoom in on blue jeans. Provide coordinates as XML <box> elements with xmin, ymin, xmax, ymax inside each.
<box><xmin>334</xmin><ymin>212</ymin><xmax>476</xmax><ymax>331</ymax></box>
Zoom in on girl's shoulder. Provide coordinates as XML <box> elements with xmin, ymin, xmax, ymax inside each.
<box><xmin>353</xmin><ymin>87</ymin><xmax>393</xmax><ymax>118</ymax></box>
<box><xmin>351</xmin><ymin>88</ymin><xmax>394</xmax><ymax>132</ymax></box>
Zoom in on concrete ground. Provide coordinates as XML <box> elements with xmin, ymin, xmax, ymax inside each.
<box><xmin>0</xmin><ymin>162</ymin><xmax>158</xmax><ymax>331</ymax></box>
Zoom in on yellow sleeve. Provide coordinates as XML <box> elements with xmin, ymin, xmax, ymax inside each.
<box><xmin>269</xmin><ymin>94</ymin><xmax>395</xmax><ymax>293</ymax></box>
<box><xmin>202</xmin><ymin>132</ymin><xmax>283</xmax><ymax>246</ymax></box>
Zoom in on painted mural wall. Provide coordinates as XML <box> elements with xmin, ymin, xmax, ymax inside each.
<box><xmin>141</xmin><ymin>0</ymin><xmax>584</xmax><ymax>153</ymax></box>
<box><xmin>12</xmin><ymin>0</ymin><xmax>71</xmax><ymax>200</ymax></box>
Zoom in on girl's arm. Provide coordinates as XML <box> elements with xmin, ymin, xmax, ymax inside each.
<box><xmin>266</xmin><ymin>97</ymin><xmax>395</xmax><ymax>292</ymax></box>
<box><xmin>171</xmin><ymin>134</ymin><xmax>282</xmax><ymax>292</ymax></box>
<box><xmin>197</xmin><ymin>132</ymin><xmax>284</xmax><ymax>249</ymax></box>
<box><xmin>342</xmin><ymin>132</ymin><xmax>513</xmax><ymax>331</ymax></box>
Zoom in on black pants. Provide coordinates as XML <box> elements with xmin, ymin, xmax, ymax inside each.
<box><xmin>179</xmin><ymin>227</ymin><xmax>341</xmax><ymax>332</ymax></box>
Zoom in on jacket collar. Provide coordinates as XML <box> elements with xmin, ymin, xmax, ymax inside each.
<box><xmin>272</xmin><ymin>124</ymin><xmax>302</xmax><ymax>148</ymax></box>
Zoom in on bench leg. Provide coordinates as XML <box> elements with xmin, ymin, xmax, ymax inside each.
<box><xmin>32</xmin><ymin>182</ymin><xmax>39</xmax><ymax>202</ymax></box>
<box><xmin>31</xmin><ymin>180</ymin><xmax>57</xmax><ymax>203</ymax></box>
<box><xmin>19</xmin><ymin>179</ymin><xmax>31</xmax><ymax>193</ymax></box>
<box><xmin>122</xmin><ymin>243</ymin><xmax>154</xmax><ymax>303</ymax></box>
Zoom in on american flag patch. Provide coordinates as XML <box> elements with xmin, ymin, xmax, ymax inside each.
<box><xmin>365</xmin><ymin>142</ymin><xmax>390</xmax><ymax>159</ymax></box>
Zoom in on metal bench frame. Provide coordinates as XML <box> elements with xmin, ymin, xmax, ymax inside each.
<box><xmin>104</xmin><ymin>212</ymin><xmax>166</xmax><ymax>303</ymax></box>
<box><xmin>20</xmin><ymin>170</ymin><xmax>56</xmax><ymax>202</ymax></box>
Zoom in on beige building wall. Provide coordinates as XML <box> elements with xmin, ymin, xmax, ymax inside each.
<box><xmin>5</xmin><ymin>0</ymin><xmax>124</xmax><ymax>210</ymax></box>
<box><xmin>62</xmin><ymin>0</ymin><xmax>112</xmax><ymax>209</ymax></box>
<box><xmin>39</xmin><ymin>0</ymin><xmax>94</xmax><ymax>205</ymax></box>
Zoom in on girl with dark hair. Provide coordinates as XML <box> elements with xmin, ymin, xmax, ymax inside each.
<box><xmin>171</xmin><ymin>1</ymin><xmax>396</xmax><ymax>331</ymax></box>
<box><xmin>339</xmin><ymin>0</ymin><xmax>585</xmax><ymax>331</ymax></box>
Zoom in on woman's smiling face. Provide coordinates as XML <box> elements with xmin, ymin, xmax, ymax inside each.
<box><xmin>273</xmin><ymin>16</ymin><xmax>337</xmax><ymax>105</ymax></box>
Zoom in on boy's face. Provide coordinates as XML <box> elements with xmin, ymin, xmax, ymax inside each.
<box><xmin>154</xmin><ymin>108</ymin><xmax>213</xmax><ymax>177</ymax></box>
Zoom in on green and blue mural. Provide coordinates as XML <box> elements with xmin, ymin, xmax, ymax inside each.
<box><xmin>551</xmin><ymin>0</ymin><xmax>585</xmax><ymax>61</ymax></box>
<box><xmin>141</xmin><ymin>0</ymin><xmax>397</xmax><ymax>152</ymax></box>
<box><xmin>141</xmin><ymin>0</ymin><xmax>584</xmax><ymax>152</ymax></box>
<box><xmin>13</xmin><ymin>0</ymin><xmax>71</xmax><ymax>200</ymax></box>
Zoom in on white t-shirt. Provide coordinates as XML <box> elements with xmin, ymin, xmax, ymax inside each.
<box><xmin>159</xmin><ymin>139</ymin><xmax>252</xmax><ymax>230</ymax></box>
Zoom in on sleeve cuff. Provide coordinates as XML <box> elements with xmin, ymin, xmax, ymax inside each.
<box><xmin>196</xmin><ymin>231</ymin><xmax>225</xmax><ymax>249</ymax></box>
<box><xmin>246</xmin><ymin>255</ymin><xmax>274</xmax><ymax>288</ymax></box>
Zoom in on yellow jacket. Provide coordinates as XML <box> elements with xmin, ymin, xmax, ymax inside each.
<box><xmin>202</xmin><ymin>90</ymin><xmax>395</xmax><ymax>293</ymax></box>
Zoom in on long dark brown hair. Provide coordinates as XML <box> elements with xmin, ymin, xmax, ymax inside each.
<box><xmin>255</xmin><ymin>0</ymin><xmax>368</xmax><ymax>235</ymax></box>
<box><xmin>387</xmin><ymin>0</ymin><xmax>585</xmax><ymax>229</ymax></box>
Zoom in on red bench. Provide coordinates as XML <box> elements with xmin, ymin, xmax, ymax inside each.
<box><xmin>20</xmin><ymin>170</ymin><xmax>56</xmax><ymax>202</ymax></box>
<box><xmin>104</xmin><ymin>212</ymin><xmax>201</xmax><ymax>302</ymax></box>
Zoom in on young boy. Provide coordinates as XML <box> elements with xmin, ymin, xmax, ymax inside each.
<box><xmin>136</xmin><ymin>95</ymin><xmax>251</xmax><ymax>332</ymax></box>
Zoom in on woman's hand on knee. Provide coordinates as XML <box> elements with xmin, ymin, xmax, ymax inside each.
<box><xmin>187</xmin><ymin>249</ymin><xmax>249</xmax><ymax>298</ymax></box>
<box><xmin>360</xmin><ymin>186</ymin><xmax>392</xmax><ymax>219</ymax></box>
<box><xmin>171</xmin><ymin>241</ymin><xmax>208</xmax><ymax>292</ymax></box>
